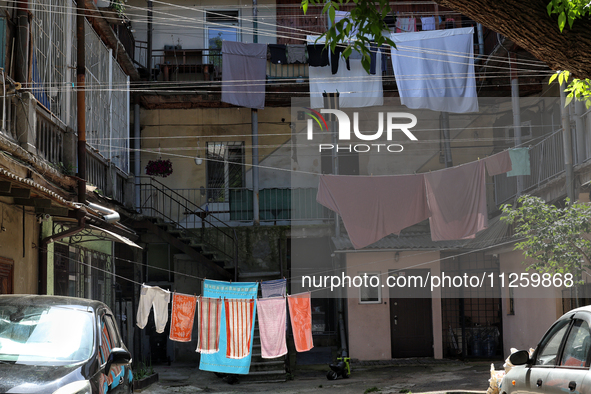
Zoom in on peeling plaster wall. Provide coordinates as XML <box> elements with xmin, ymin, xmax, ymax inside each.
<box><xmin>0</xmin><ymin>201</ymin><xmax>39</xmax><ymax>294</ymax></box>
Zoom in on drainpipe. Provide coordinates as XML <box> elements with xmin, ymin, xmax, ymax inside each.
<box><xmin>440</xmin><ymin>112</ymin><xmax>453</xmax><ymax>168</ymax></box>
<box><xmin>15</xmin><ymin>0</ymin><xmax>29</xmax><ymax>84</ymax></box>
<box><xmin>560</xmin><ymin>84</ymin><xmax>575</xmax><ymax>202</ymax></box>
<box><xmin>252</xmin><ymin>109</ymin><xmax>260</xmax><ymax>225</ymax></box>
<box><xmin>477</xmin><ymin>24</ymin><xmax>485</xmax><ymax>56</ymax></box>
<box><xmin>134</xmin><ymin>102</ymin><xmax>141</xmax><ymax>211</ymax></box>
<box><xmin>575</xmin><ymin>99</ymin><xmax>586</xmax><ymax>164</ymax></box>
<box><xmin>77</xmin><ymin>1</ymin><xmax>86</xmax><ymax>204</ymax></box>
<box><xmin>509</xmin><ymin>52</ymin><xmax>523</xmax><ymax>197</ymax></box>
<box><xmin>147</xmin><ymin>1</ymin><xmax>153</xmax><ymax>79</ymax></box>
<box><xmin>88</xmin><ymin>202</ymin><xmax>120</xmax><ymax>223</ymax></box>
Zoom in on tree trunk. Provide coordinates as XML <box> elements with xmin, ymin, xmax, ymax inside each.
<box><xmin>436</xmin><ymin>0</ymin><xmax>591</xmax><ymax>79</ymax></box>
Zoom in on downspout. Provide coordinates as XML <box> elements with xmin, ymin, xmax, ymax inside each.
<box><xmin>134</xmin><ymin>102</ymin><xmax>141</xmax><ymax>212</ymax></box>
<box><xmin>88</xmin><ymin>202</ymin><xmax>120</xmax><ymax>223</ymax></box>
<box><xmin>77</xmin><ymin>1</ymin><xmax>86</xmax><ymax>204</ymax></box>
<box><xmin>147</xmin><ymin>0</ymin><xmax>153</xmax><ymax>79</ymax></box>
<box><xmin>509</xmin><ymin>52</ymin><xmax>523</xmax><ymax>198</ymax></box>
<box><xmin>560</xmin><ymin>84</ymin><xmax>575</xmax><ymax>202</ymax></box>
<box><xmin>575</xmin><ymin>99</ymin><xmax>586</xmax><ymax>164</ymax></box>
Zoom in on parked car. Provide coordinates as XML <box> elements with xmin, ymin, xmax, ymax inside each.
<box><xmin>0</xmin><ymin>295</ymin><xmax>133</xmax><ymax>394</ymax></box>
<box><xmin>502</xmin><ymin>305</ymin><xmax>591</xmax><ymax>394</ymax></box>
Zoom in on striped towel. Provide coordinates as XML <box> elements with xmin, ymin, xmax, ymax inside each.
<box><xmin>225</xmin><ymin>298</ymin><xmax>255</xmax><ymax>359</ymax></box>
<box><xmin>257</xmin><ymin>297</ymin><xmax>288</xmax><ymax>358</ymax></box>
<box><xmin>169</xmin><ymin>293</ymin><xmax>197</xmax><ymax>342</ymax></box>
<box><xmin>288</xmin><ymin>293</ymin><xmax>314</xmax><ymax>352</ymax></box>
<box><xmin>196</xmin><ymin>297</ymin><xmax>222</xmax><ymax>354</ymax></box>
<box><xmin>261</xmin><ymin>279</ymin><xmax>286</xmax><ymax>298</ymax></box>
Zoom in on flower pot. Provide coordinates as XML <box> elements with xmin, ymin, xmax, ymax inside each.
<box><xmin>133</xmin><ymin>373</ymin><xmax>159</xmax><ymax>391</ymax></box>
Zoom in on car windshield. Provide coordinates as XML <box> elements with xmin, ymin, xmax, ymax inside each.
<box><xmin>0</xmin><ymin>304</ymin><xmax>94</xmax><ymax>365</ymax></box>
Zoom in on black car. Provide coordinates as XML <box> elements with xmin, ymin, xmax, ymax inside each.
<box><xmin>0</xmin><ymin>295</ymin><xmax>133</xmax><ymax>394</ymax></box>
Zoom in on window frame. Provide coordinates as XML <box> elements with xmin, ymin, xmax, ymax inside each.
<box><xmin>532</xmin><ymin>317</ymin><xmax>572</xmax><ymax>368</ymax></box>
<box><xmin>358</xmin><ymin>272</ymin><xmax>382</xmax><ymax>304</ymax></box>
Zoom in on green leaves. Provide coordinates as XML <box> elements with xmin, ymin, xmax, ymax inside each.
<box><xmin>558</xmin><ymin>11</ymin><xmax>567</xmax><ymax>31</ymax></box>
<box><xmin>501</xmin><ymin>195</ymin><xmax>591</xmax><ymax>280</ymax></box>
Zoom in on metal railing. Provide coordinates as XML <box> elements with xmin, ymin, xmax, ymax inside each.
<box><xmin>138</xmin><ymin>177</ymin><xmax>238</xmax><ymax>268</ymax></box>
<box><xmin>150</xmin><ymin>48</ymin><xmax>221</xmax><ymax>82</ymax></box>
<box><xmin>86</xmin><ymin>150</ymin><xmax>108</xmax><ymax>193</ymax></box>
<box><xmin>170</xmin><ymin>187</ymin><xmax>332</xmax><ymax>222</ymax></box>
<box><xmin>494</xmin><ymin>129</ymin><xmax>566</xmax><ymax>204</ymax></box>
<box><xmin>36</xmin><ymin>108</ymin><xmax>64</xmax><ymax>165</ymax></box>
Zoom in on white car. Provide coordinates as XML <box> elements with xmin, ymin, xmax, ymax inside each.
<box><xmin>502</xmin><ymin>305</ymin><xmax>591</xmax><ymax>394</ymax></box>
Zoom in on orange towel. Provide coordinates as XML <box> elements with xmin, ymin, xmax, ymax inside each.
<box><xmin>225</xmin><ymin>298</ymin><xmax>255</xmax><ymax>359</ymax></box>
<box><xmin>288</xmin><ymin>293</ymin><xmax>314</xmax><ymax>352</ymax></box>
<box><xmin>169</xmin><ymin>293</ymin><xmax>197</xmax><ymax>342</ymax></box>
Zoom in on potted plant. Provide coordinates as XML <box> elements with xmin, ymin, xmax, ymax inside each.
<box><xmin>145</xmin><ymin>159</ymin><xmax>173</xmax><ymax>178</ymax></box>
<box><xmin>133</xmin><ymin>360</ymin><xmax>159</xmax><ymax>391</ymax></box>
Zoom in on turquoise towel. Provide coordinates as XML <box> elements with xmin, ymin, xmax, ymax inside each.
<box><xmin>507</xmin><ymin>148</ymin><xmax>531</xmax><ymax>177</ymax></box>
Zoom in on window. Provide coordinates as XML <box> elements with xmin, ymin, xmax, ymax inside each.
<box><xmin>206</xmin><ymin>142</ymin><xmax>245</xmax><ymax>202</ymax></box>
<box><xmin>359</xmin><ymin>272</ymin><xmax>381</xmax><ymax>304</ymax></box>
<box><xmin>560</xmin><ymin>320</ymin><xmax>591</xmax><ymax>368</ymax></box>
<box><xmin>206</xmin><ymin>10</ymin><xmax>239</xmax><ymax>67</ymax></box>
<box><xmin>505</xmin><ymin>120</ymin><xmax>532</xmax><ymax>142</ymax></box>
<box><xmin>535</xmin><ymin>319</ymin><xmax>570</xmax><ymax>366</ymax></box>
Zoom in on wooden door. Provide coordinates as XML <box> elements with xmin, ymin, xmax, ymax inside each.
<box><xmin>0</xmin><ymin>257</ymin><xmax>14</xmax><ymax>294</ymax></box>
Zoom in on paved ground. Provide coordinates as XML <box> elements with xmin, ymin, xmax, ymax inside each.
<box><xmin>138</xmin><ymin>358</ymin><xmax>500</xmax><ymax>394</ymax></box>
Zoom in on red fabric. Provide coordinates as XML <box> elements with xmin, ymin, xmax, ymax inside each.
<box><xmin>169</xmin><ymin>294</ymin><xmax>197</xmax><ymax>342</ymax></box>
<box><xmin>288</xmin><ymin>293</ymin><xmax>313</xmax><ymax>352</ymax></box>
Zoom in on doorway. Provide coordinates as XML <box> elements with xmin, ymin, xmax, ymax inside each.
<box><xmin>389</xmin><ymin>269</ymin><xmax>433</xmax><ymax>357</ymax></box>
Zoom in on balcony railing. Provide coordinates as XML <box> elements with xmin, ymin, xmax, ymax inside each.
<box><xmin>36</xmin><ymin>109</ymin><xmax>64</xmax><ymax>165</ymax></box>
<box><xmin>494</xmin><ymin>129</ymin><xmax>566</xmax><ymax>204</ymax></box>
<box><xmin>170</xmin><ymin>187</ymin><xmax>332</xmax><ymax>222</ymax></box>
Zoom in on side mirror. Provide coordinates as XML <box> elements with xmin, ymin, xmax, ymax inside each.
<box><xmin>509</xmin><ymin>350</ymin><xmax>530</xmax><ymax>365</ymax></box>
<box><xmin>105</xmin><ymin>347</ymin><xmax>132</xmax><ymax>375</ymax></box>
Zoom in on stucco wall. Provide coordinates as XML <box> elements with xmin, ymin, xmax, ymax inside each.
<box><xmin>0</xmin><ymin>202</ymin><xmax>38</xmax><ymax>294</ymax></box>
<box><xmin>345</xmin><ymin>250</ymin><xmax>442</xmax><ymax>360</ymax></box>
<box><xmin>499</xmin><ymin>249</ymin><xmax>563</xmax><ymax>357</ymax></box>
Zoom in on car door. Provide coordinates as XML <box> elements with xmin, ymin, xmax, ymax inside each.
<box><xmin>543</xmin><ymin>312</ymin><xmax>591</xmax><ymax>394</ymax></box>
<box><xmin>512</xmin><ymin>318</ymin><xmax>572</xmax><ymax>394</ymax></box>
<box><xmin>97</xmin><ymin>312</ymin><xmax>130</xmax><ymax>394</ymax></box>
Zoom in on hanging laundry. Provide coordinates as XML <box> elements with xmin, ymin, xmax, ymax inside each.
<box><xmin>395</xmin><ymin>17</ymin><xmax>416</xmax><ymax>33</ymax></box>
<box><xmin>221</xmin><ymin>41</ymin><xmax>267</xmax><ymax>109</ymax></box>
<box><xmin>330</xmin><ymin>45</ymin><xmax>351</xmax><ymax>75</ymax></box>
<box><xmin>199</xmin><ymin>280</ymin><xmax>259</xmax><ymax>375</ymax></box>
<box><xmin>425</xmin><ymin>161</ymin><xmax>487</xmax><ymax>241</ymax></box>
<box><xmin>196</xmin><ymin>297</ymin><xmax>222</xmax><ymax>354</ymax></box>
<box><xmin>257</xmin><ymin>297</ymin><xmax>288</xmax><ymax>358</ymax></box>
<box><xmin>288</xmin><ymin>293</ymin><xmax>314</xmax><ymax>352</ymax></box>
<box><xmin>307</xmin><ymin>44</ymin><xmax>330</xmax><ymax>67</ymax></box>
<box><xmin>483</xmin><ymin>150</ymin><xmax>512</xmax><ymax>176</ymax></box>
<box><xmin>390</xmin><ymin>28</ymin><xmax>479</xmax><ymax>113</ymax></box>
<box><xmin>136</xmin><ymin>284</ymin><xmax>170</xmax><ymax>334</ymax></box>
<box><xmin>308</xmin><ymin>36</ymin><xmax>383</xmax><ymax>109</ymax></box>
<box><xmin>261</xmin><ymin>279</ymin><xmax>287</xmax><ymax>298</ymax></box>
<box><xmin>169</xmin><ymin>293</ymin><xmax>197</xmax><ymax>342</ymax></box>
<box><xmin>287</xmin><ymin>44</ymin><xmax>307</xmax><ymax>64</ymax></box>
<box><xmin>224</xmin><ymin>298</ymin><xmax>255</xmax><ymax>359</ymax></box>
<box><xmin>268</xmin><ymin>44</ymin><xmax>287</xmax><ymax>64</ymax></box>
<box><xmin>421</xmin><ymin>16</ymin><xmax>436</xmax><ymax>31</ymax></box>
<box><xmin>317</xmin><ymin>174</ymin><xmax>430</xmax><ymax>249</ymax></box>
<box><xmin>507</xmin><ymin>148</ymin><xmax>531</xmax><ymax>176</ymax></box>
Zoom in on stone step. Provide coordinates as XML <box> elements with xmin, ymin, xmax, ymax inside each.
<box><xmin>249</xmin><ymin>360</ymin><xmax>285</xmax><ymax>372</ymax></box>
<box><xmin>240</xmin><ymin>369</ymin><xmax>287</xmax><ymax>383</ymax></box>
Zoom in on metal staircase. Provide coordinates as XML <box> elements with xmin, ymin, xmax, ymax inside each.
<box><xmin>135</xmin><ymin>176</ymin><xmax>238</xmax><ymax>280</ymax></box>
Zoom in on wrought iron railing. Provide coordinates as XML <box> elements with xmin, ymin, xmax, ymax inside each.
<box><xmin>170</xmin><ymin>187</ymin><xmax>332</xmax><ymax>222</ymax></box>
<box><xmin>138</xmin><ymin>177</ymin><xmax>238</xmax><ymax>268</ymax></box>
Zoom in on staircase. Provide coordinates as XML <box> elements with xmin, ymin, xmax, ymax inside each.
<box><xmin>135</xmin><ymin>177</ymin><xmax>288</xmax><ymax>381</ymax></box>
<box><xmin>135</xmin><ymin>176</ymin><xmax>238</xmax><ymax>279</ymax></box>
<box><xmin>241</xmin><ymin>321</ymin><xmax>287</xmax><ymax>383</ymax></box>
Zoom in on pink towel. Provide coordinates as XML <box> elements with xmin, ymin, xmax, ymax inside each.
<box><xmin>425</xmin><ymin>161</ymin><xmax>487</xmax><ymax>241</ymax></box>
<box><xmin>196</xmin><ymin>297</ymin><xmax>222</xmax><ymax>354</ymax></box>
<box><xmin>288</xmin><ymin>293</ymin><xmax>314</xmax><ymax>352</ymax></box>
<box><xmin>483</xmin><ymin>150</ymin><xmax>512</xmax><ymax>176</ymax></box>
<box><xmin>317</xmin><ymin>174</ymin><xmax>430</xmax><ymax>249</ymax></box>
<box><xmin>257</xmin><ymin>297</ymin><xmax>288</xmax><ymax>358</ymax></box>
<box><xmin>225</xmin><ymin>298</ymin><xmax>255</xmax><ymax>359</ymax></box>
